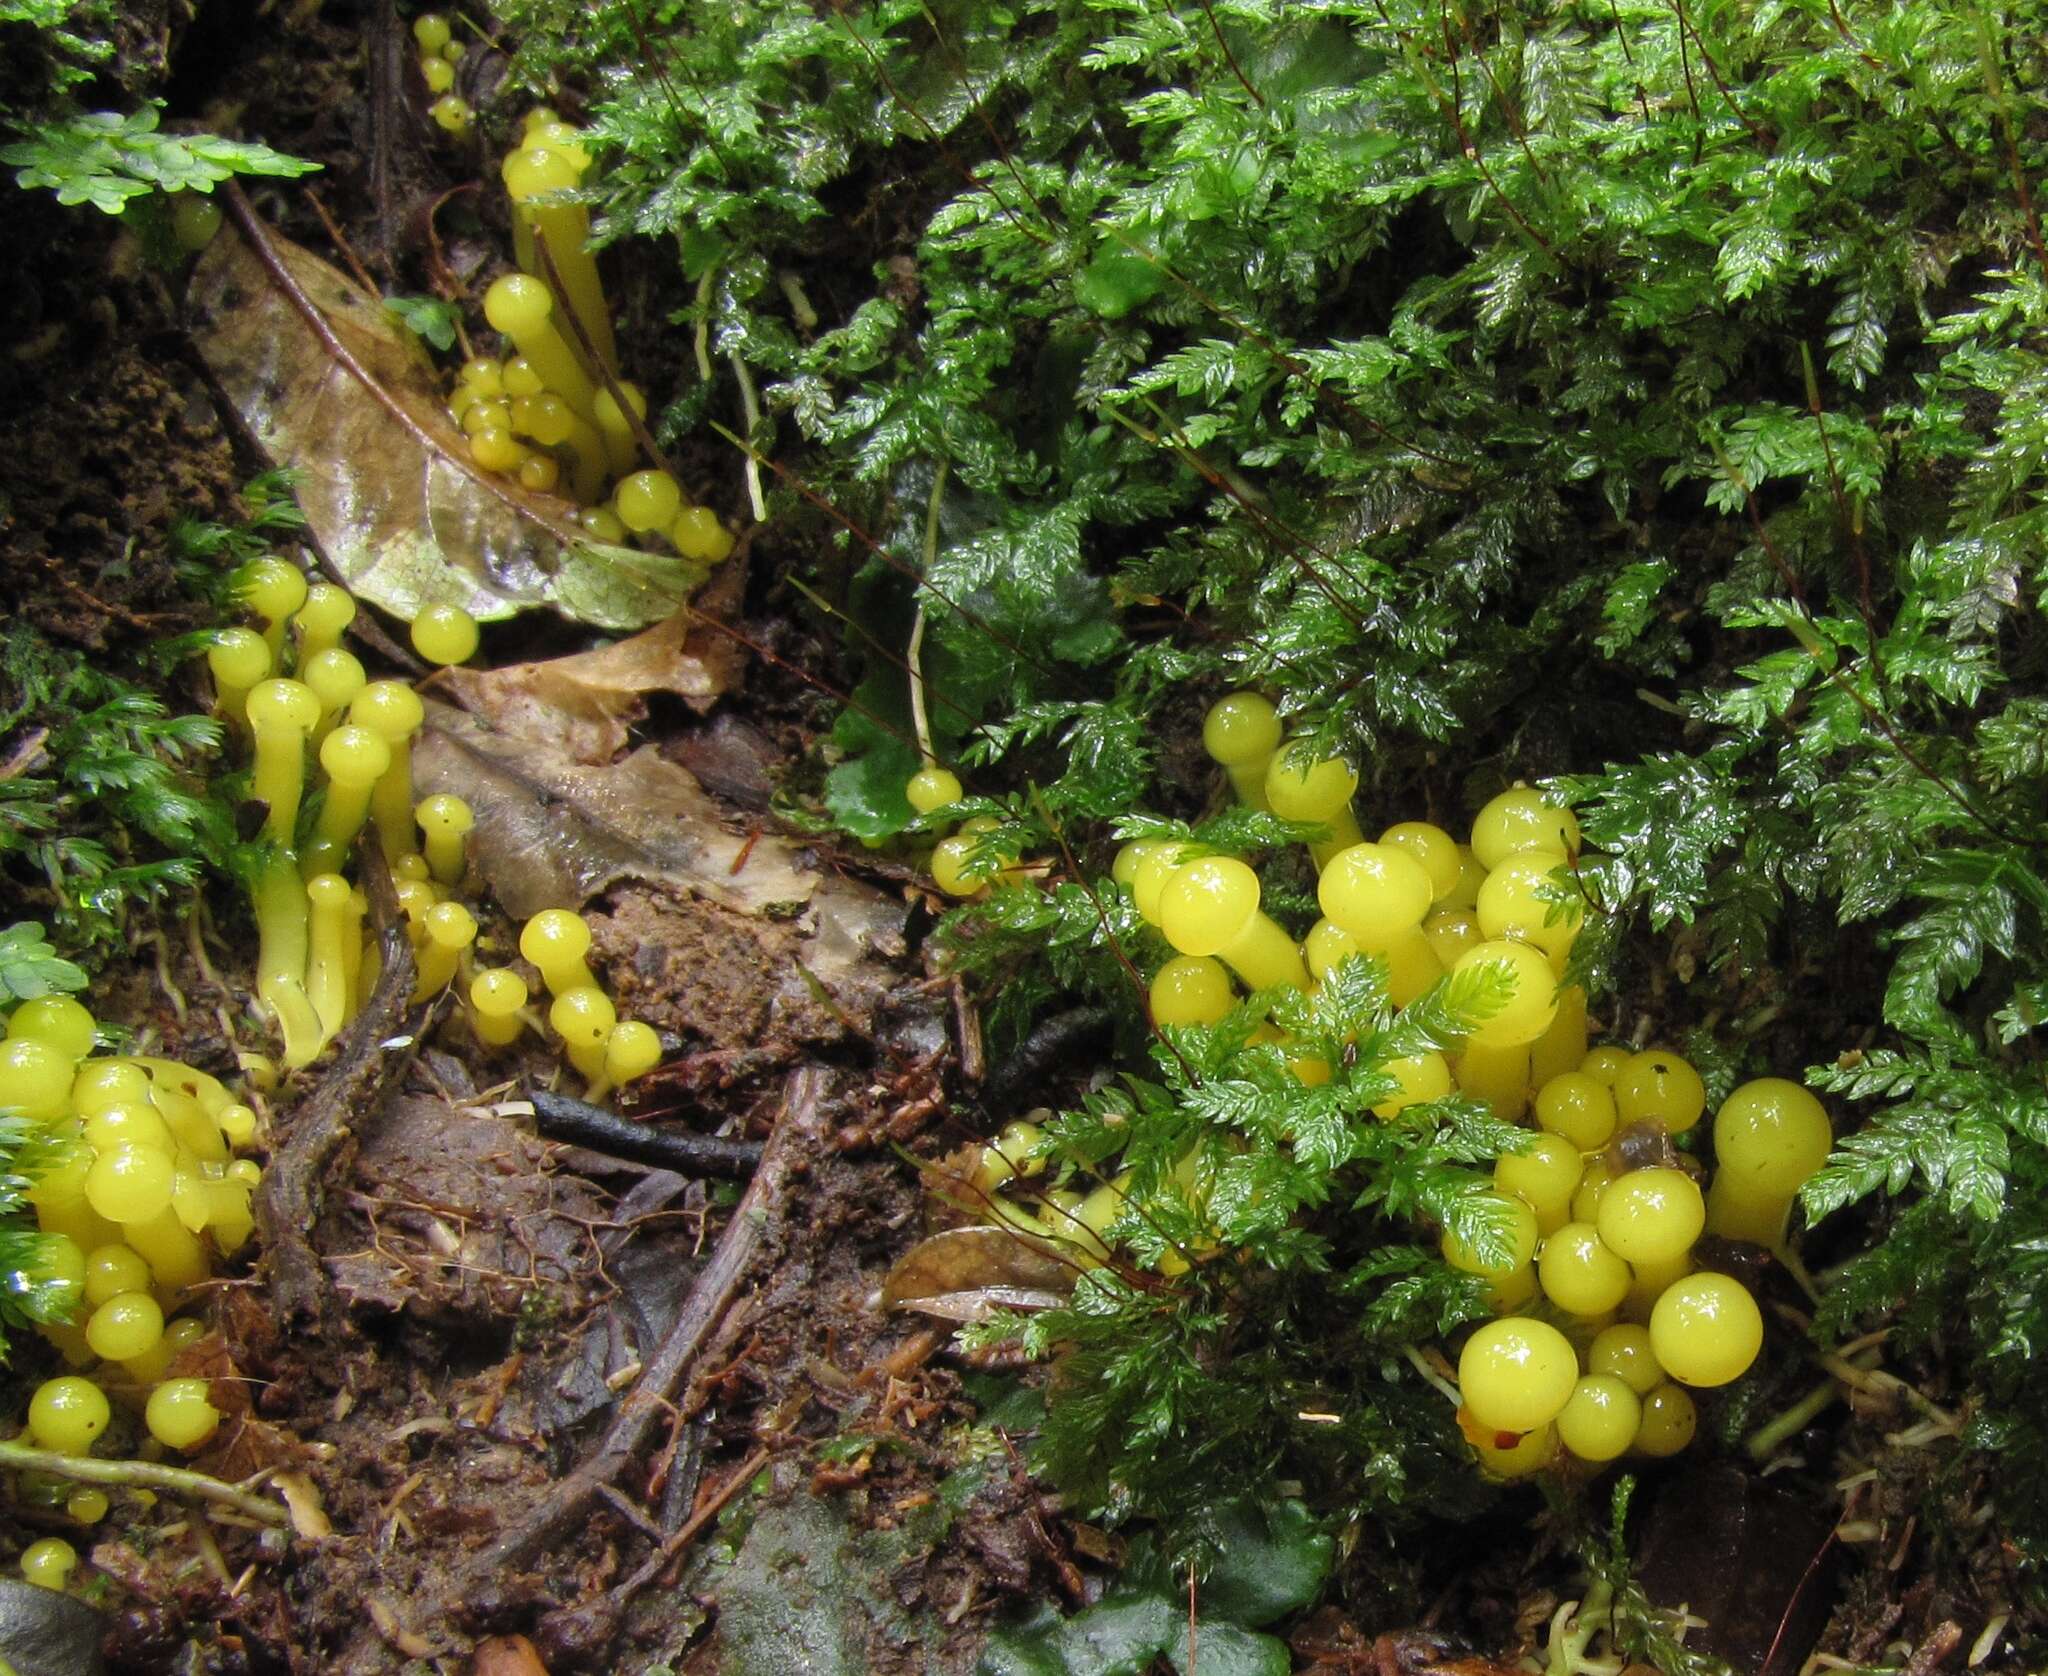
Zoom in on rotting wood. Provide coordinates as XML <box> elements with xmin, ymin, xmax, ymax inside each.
<box><xmin>458</xmin><ymin>1063</ymin><xmax>833</xmax><ymax>1587</ymax></box>
<box><xmin>526</xmin><ymin>1087</ymin><xmax>765</xmax><ymax>1178</ymax></box>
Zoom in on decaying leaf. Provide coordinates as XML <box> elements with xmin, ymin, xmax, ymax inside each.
<box><xmin>471</xmin><ymin>1635</ymin><xmax>550</xmax><ymax>1676</ymax></box>
<box><xmin>431</xmin><ymin>572</ymin><xmax>747</xmax><ymax>766</ymax></box>
<box><xmin>880</xmin><ymin>1225</ymin><xmax>1078</xmax><ymax>1321</ymax></box>
<box><xmin>188</xmin><ymin>217</ymin><xmax>705</xmax><ymax>631</ymax></box>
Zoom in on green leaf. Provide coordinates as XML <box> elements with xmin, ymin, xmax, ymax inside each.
<box><xmin>1196</xmin><ymin>1497</ymin><xmax>1333</xmax><ymax>1626</ymax></box>
<box><xmin>0</xmin><ymin>923</ymin><xmax>88</xmax><ymax>1005</ymax></box>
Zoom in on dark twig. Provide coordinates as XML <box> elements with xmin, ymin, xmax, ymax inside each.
<box><xmin>459</xmin><ymin>1065</ymin><xmax>832</xmax><ymax>1583</ymax></box>
<box><xmin>252</xmin><ymin>842</ymin><xmax>430</xmax><ymax>1330</ymax></box>
<box><xmin>528</xmin><ymin>1088</ymin><xmax>764</xmax><ymax>1179</ymax></box>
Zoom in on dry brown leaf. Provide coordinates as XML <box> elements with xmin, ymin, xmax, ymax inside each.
<box><xmin>431</xmin><ymin>578</ymin><xmax>746</xmax><ymax>766</ymax></box>
<box><xmin>415</xmin><ymin>701</ymin><xmax>819</xmax><ymax>919</ymax></box>
<box><xmin>880</xmin><ymin>1225</ymin><xmax>1077</xmax><ymax>1322</ymax></box>
<box><xmin>471</xmin><ymin>1635</ymin><xmax>550</xmax><ymax>1676</ymax></box>
<box><xmin>188</xmin><ymin>216</ymin><xmax>705</xmax><ymax>631</ymax></box>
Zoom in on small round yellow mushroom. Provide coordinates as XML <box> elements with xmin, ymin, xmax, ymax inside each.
<box><xmin>411</xmin><ymin>604</ymin><xmax>480</xmax><ymax>667</ymax></box>
<box><xmin>503</xmin><ymin>356</ymin><xmax>544</xmax><ymax>398</ymax></box>
<box><xmin>508</xmin><ymin>392</ymin><xmax>605</xmax><ymax>502</ymax></box>
<box><xmin>415</xmin><ymin>793</ymin><xmax>475</xmax><ymax>885</ymax></box>
<box><xmin>233</xmin><ymin>558</ymin><xmax>310</xmax><ymax>667</ymax></box>
<box><xmin>520</xmin><ymin>909</ymin><xmax>596</xmax><ymax>994</ymax></box>
<box><xmin>470</xmin><ymin>426</ymin><xmax>529</xmax><ymax>475</ymax></box>
<box><xmin>412</xmin><ymin>12</ymin><xmax>451</xmax><ymax>53</ymax></box>
<box><xmin>246</xmin><ymin>678</ymin><xmax>320</xmax><ymax>846</ymax></box>
<box><xmin>459</xmin><ymin>356</ymin><xmax>506</xmax><ymax>394</ymax></box>
<box><xmin>518</xmin><ymin>454</ymin><xmax>561</xmax><ymax>494</ymax></box>
<box><xmin>468</xmin><ymin>967</ymin><xmax>529</xmax><ymax>1047</ymax></box>
<box><xmin>602</xmin><ymin>1020</ymin><xmax>662</xmax><ymax>1087</ymax></box>
<box><xmin>413</xmin><ymin>901</ymin><xmax>478</xmax><ymax>999</ymax></box>
<box><xmin>170</xmin><ymin>193</ymin><xmax>223</xmax><ymax>253</ymax></box>
<box><xmin>431</xmin><ymin>95</ymin><xmax>473</xmax><ymax>136</ymax></box>
<box><xmin>300</xmin><ymin>647</ymin><xmax>368</xmax><ymax>743</ymax></box>
<box><xmin>670</xmin><ymin>507</ymin><xmax>736</xmax><ymax>563</ymax></box>
<box><xmin>304</xmin><ymin>724</ymin><xmax>392</xmax><ymax>876</ymax></box>
<box><xmin>6</xmin><ymin>995</ymin><xmax>97</xmax><ymax>1059</ymax></box>
<box><xmin>580</xmin><ymin>506</ymin><xmax>627</xmax><ymax>543</ymax></box>
<box><xmin>205</xmin><ymin>626</ymin><xmax>272</xmax><ymax>722</ymax></box>
<box><xmin>616</xmin><ymin>470</ymin><xmax>682</xmax><ymax>533</ymax></box>
<box><xmin>550</xmin><ymin>986</ymin><xmax>617</xmax><ymax>1082</ymax></box>
<box><xmin>483</xmin><ymin>272</ymin><xmax>598</xmax><ymax>423</ymax></box>
<box><xmin>422</xmin><ymin>56</ymin><xmax>456</xmax><ymax>94</ymax></box>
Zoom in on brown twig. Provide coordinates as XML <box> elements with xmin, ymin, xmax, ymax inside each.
<box><xmin>252</xmin><ymin>842</ymin><xmax>429</xmax><ymax>1330</ymax></box>
<box><xmin>303</xmin><ymin>187</ymin><xmax>382</xmax><ymax>298</ymax></box>
<box><xmin>460</xmin><ymin>1065</ymin><xmax>833</xmax><ymax>1583</ymax></box>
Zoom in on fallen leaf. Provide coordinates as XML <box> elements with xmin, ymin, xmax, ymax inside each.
<box><xmin>432</xmin><ymin>571</ymin><xmax>747</xmax><ymax>765</ymax></box>
<box><xmin>471</xmin><ymin>1635</ymin><xmax>550</xmax><ymax>1676</ymax></box>
<box><xmin>415</xmin><ymin>704</ymin><xmax>818</xmax><ymax>918</ymax></box>
<box><xmin>188</xmin><ymin>215</ymin><xmax>705</xmax><ymax>631</ymax></box>
<box><xmin>273</xmin><ymin>1470</ymin><xmax>332</xmax><ymax>1540</ymax></box>
<box><xmin>880</xmin><ymin>1225</ymin><xmax>1078</xmax><ymax>1321</ymax></box>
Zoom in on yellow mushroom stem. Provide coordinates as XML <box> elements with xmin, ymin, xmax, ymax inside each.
<box><xmin>503</xmin><ymin>146</ymin><xmax>615</xmax><ymax>371</ymax></box>
<box><xmin>340</xmin><ymin>884</ymin><xmax>368</xmax><ymax>1018</ymax></box>
<box><xmin>592</xmin><ymin>381</ymin><xmax>647</xmax><ymax>476</ymax></box>
<box><xmin>1158</xmin><ymin>858</ymin><xmax>1310</xmax><ymax>992</ymax></box>
<box><xmin>304</xmin><ymin>874</ymin><xmax>355</xmax><ymax>1042</ymax></box>
<box><xmin>584</xmin><ymin>1018</ymin><xmax>661</xmax><ymax>1102</ymax></box>
<box><xmin>483</xmin><ymin>273</ymin><xmax>599</xmax><ymax>425</ymax></box>
<box><xmin>245</xmin><ymin>679</ymin><xmax>319</xmax><ymax>847</ymax></box>
<box><xmin>252</xmin><ymin>852</ymin><xmax>323</xmax><ymax>1069</ymax></box>
<box><xmin>415</xmin><ymin>794</ymin><xmax>475</xmax><ymax>887</ymax></box>
<box><xmin>123</xmin><ymin>1206</ymin><xmax>209</xmax><ymax>1293</ymax></box>
<box><xmin>1528</xmin><ymin>983</ymin><xmax>1590</xmax><ymax>1089</ymax></box>
<box><xmin>347</xmin><ymin>681</ymin><xmax>427</xmax><ymax>862</ymax></box>
<box><xmin>304</xmin><ymin>725</ymin><xmax>392</xmax><ymax>878</ymax></box>
<box><xmin>1453</xmin><ymin>1039</ymin><xmax>1532</xmax><ymax>1122</ymax></box>
<box><xmin>233</xmin><ymin>559</ymin><xmax>309</xmax><ymax>671</ymax></box>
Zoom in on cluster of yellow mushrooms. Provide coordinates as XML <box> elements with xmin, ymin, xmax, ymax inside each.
<box><xmin>442</xmin><ymin>111</ymin><xmax>736</xmax><ymax>565</ymax></box>
<box><xmin>199</xmin><ymin>558</ymin><xmax>664</xmax><ymax>1096</ymax></box>
<box><xmin>412</xmin><ymin>12</ymin><xmax>473</xmax><ymax>136</ymax></box>
<box><xmin>0</xmin><ymin>1000</ymin><xmax>259</xmax><ymax>1587</ymax></box>
<box><xmin>942</xmin><ymin>693</ymin><xmax>1835</xmax><ymax>1480</ymax></box>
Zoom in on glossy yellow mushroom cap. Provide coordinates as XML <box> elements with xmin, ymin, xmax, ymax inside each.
<box><xmin>1318</xmin><ymin>843</ymin><xmax>1434</xmax><ymax>941</ymax></box>
<box><xmin>423</xmin><ymin>901</ymin><xmax>478</xmax><ymax>951</ymax></box>
<box><xmin>550</xmin><ymin>986</ymin><xmax>617</xmax><ymax>1045</ymax></box>
<box><xmin>430</xmin><ymin>94</ymin><xmax>472</xmax><ymax>134</ymax></box>
<box><xmin>1452</xmin><ymin>938</ymin><xmax>1559</xmax><ymax>1048</ymax></box>
<box><xmin>670</xmin><ymin>507</ymin><xmax>736</xmax><ymax>563</ymax></box>
<box><xmin>502</xmin><ymin>356</ymin><xmax>544</xmax><ymax>397</ymax></box>
<box><xmin>1712</xmin><ymin>1077</ymin><xmax>1832</xmax><ymax>1199</ymax></box>
<box><xmin>393</xmin><ymin>852</ymin><xmax>433</xmax><ymax>884</ymax></box>
<box><xmin>318</xmin><ymin>724</ymin><xmax>392</xmax><ymax>788</ymax></box>
<box><xmin>617</xmin><ymin>470</ymin><xmax>683</xmax><ymax>534</ymax></box>
<box><xmin>1149</xmin><ymin>955</ymin><xmax>1235</xmax><ymax>1027</ymax></box>
<box><xmin>348</xmin><ymin>680</ymin><xmax>426</xmax><ymax>741</ymax></box>
<box><xmin>502</xmin><ymin>145</ymin><xmax>582</xmax><ymax>202</ymax></box>
<box><xmin>245</xmin><ymin>678</ymin><xmax>319</xmax><ymax>734</ymax></box>
<box><xmin>1159</xmin><ymin>856</ymin><xmax>1261</xmax><ymax>958</ymax></box>
<box><xmin>301</xmin><ymin>648</ymin><xmax>368</xmax><ymax>712</ymax></box>
<box><xmin>518</xmin><ymin>455</ymin><xmax>561</xmax><ymax>494</ymax></box>
<box><xmin>233</xmin><ymin>557</ymin><xmax>309</xmax><ymax>624</ymax></box>
<box><xmin>416</xmin><ymin>793</ymin><xmax>474</xmax><ymax>840</ymax></box>
<box><xmin>517</xmin><ymin>393</ymin><xmax>576</xmax><ymax>446</ymax></box>
<box><xmin>170</xmin><ymin>194</ymin><xmax>223</xmax><ymax>253</ymax></box>
<box><xmin>423</xmin><ymin>57</ymin><xmax>456</xmax><ymax>94</ymax></box>
<box><xmin>295</xmin><ymin>582</ymin><xmax>356</xmax><ymax>640</ymax></box>
<box><xmin>205</xmin><ymin>626</ymin><xmax>270</xmax><ymax>690</ymax></box>
<box><xmin>412</xmin><ymin>12</ymin><xmax>451</xmax><ymax>52</ymax></box>
<box><xmin>603</xmin><ymin>1020</ymin><xmax>663</xmax><ymax>1084</ymax></box>
<box><xmin>1471</xmin><ymin>786</ymin><xmax>1581</xmax><ymax>870</ymax></box>
<box><xmin>460</xmin><ymin>356</ymin><xmax>505</xmax><ymax>389</ymax></box>
<box><xmin>5</xmin><ymin>995</ymin><xmax>96</xmax><ymax>1059</ymax></box>
<box><xmin>581</xmin><ymin>507</ymin><xmax>627</xmax><ymax>543</ymax></box>
<box><xmin>305</xmin><ymin>872</ymin><xmax>352</xmax><ymax>911</ymax></box>
<box><xmin>470</xmin><ymin>968</ymin><xmax>529</xmax><ymax>1017</ymax></box>
<box><xmin>411</xmin><ymin>603</ymin><xmax>481</xmax><ymax>666</ymax></box>
<box><xmin>1264</xmin><ymin>751</ymin><xmax>1358</xmax><ymax>820</ymax></box>
<box><xmin>905</xmin><ymin>766</ymin><xmax>963</xmax><ymax>815</ymax></box>
<box><xmin>521</xmin><ymin>908</ymin><xmax>592</xmax><ymax>967</ymax></box>
<box><xmin>1202</xmin><ymin>693</ymin><xmax>1282</xmax><ymax>768</ymax></box>
<box><xmin>929</xmin><ymin>835</ymin><xmax>983</xmax><ymax>897</ymax></box>
<box><xmin>484</xmin><ymin>272</ymin><xmax>555</xmax><ymax>336</ymax></box>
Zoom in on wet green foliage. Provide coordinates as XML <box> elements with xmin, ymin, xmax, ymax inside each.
<box><xmin>476</xmin><ymin>0</ymin><xmax>2048</xmax><ymax>1590</ymax></box>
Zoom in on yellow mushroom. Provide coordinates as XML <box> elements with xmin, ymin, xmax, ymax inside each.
<box><xmin>484</xmin><ymin>273</ymin><xmax>598</xmax><ymax>423</ymax></box>
<box><xmin>519</xmin><ymin>909</ymin><xmax>595</xmax><ymax>995</ymax></box>
<box><xmin>304</xmin><ymin>873</ymin><xmax>355</xmax><ymax>1042</ymax></box>
<box><xmin>304</xmin><ymin>724</ymin><xmax>391</xmax><ymax>876</ymax></box>
<box><xmin>549</xmin><ymin>986</ymin><xmax>616</xmax><ymax>1083</ymax></box>
<box><xmin>204</xmin><ymin>627</ymin><xmax>271</xmax><ymax>729</ymax></box>
<box><xmin>468</xmin><ymin>967</ymin><xmax>529</xmax><ymax>1047</ymax></box>
<box><xmin>233</xmin><ymin>558</ymin><xmax>309</xmax><ymax>669</ymax></box>
<box><xmin>415</xmin><ymin>793</ymin><xmax>474</xmax><ymax>886</ymax></box>
<box><xmin>413</xmin><ymin>901</ymin><xmax>477</xmax><ymax>1001</ymax></box>
<box><xmin>347</xmin><ymin>680</ymin><xmax>427</xmax><ymax>861</ymax></box>
<box><xmin>501</xmin><ymin>146</ymin><xmax>615</xmax><ymax>371</ymax></box>
<box><xmin>293</xmin><ymin>583</ymin><xmax>356</xmax><ymax>661</ymax></box>
<box><xmin>245</xmin><ymin>678</ymin><xmax>320</xmax><ymax>847</ymax></box>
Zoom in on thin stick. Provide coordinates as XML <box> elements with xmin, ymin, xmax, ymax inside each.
<box><xmin>303</xmin><ymin>187</ymin><xmax>382</xmax><ymax>297</ymax></box>
<box><xmin>728</xmin><ymin>350</ymin><xmax>769</xmax><ymax>522</ymax></box>
<box><xmin>461</xmin><ymin>1066</ymin><xmax>831</xmax><ymax>1580</ymax></box>
<box><xmin>0</xmin><ymin>1440</ymin><xmax>287</xmax><ymax>1526</ymax></box>
<box><xmin>909</xmin><ymin>463</ymin><xmax>949</xmax><ymax>766</ymax></box>
<box><xmin>693</xmin><ymin>269</ymin><xmax>715</xmax><ymax>383</ymax></box>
